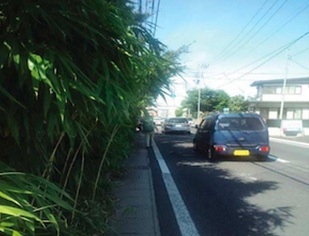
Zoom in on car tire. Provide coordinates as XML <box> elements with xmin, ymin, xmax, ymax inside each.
<box><xmin>207</xmin><ymin>147</ymin><xmax>216</xmax><ymax>161</ymax></box>
<box><xmin>257</xmin><ymin>155</ymin><xmax>268</xmax><ymax>162</ymax></box>
<box><xmin>193</xmin><ymin>141</ymin><xmax>198</xmax><ymax>152</ymax></box>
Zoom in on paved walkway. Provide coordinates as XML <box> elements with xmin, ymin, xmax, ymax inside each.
<box><xmin>108</xmin><ymin>134</ymin><xmax>160</xmax><ymax>236</ymax></box>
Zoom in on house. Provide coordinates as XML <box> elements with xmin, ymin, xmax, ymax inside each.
<box><xmin>250</xmin><ymin>77</ymin><xmax>309</xmax><ymax>136</ymax></box>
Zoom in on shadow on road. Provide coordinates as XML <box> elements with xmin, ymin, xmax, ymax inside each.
<box><xmin>154</xmin><ymin>134</ymin><xmax>294</xmax><ymax>236</ymax></box>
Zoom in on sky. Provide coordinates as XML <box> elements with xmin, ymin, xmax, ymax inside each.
<box><xmin>151</xmin><ymin>0</ymin><xmax>309</xmax><ymax>106</ymax></box>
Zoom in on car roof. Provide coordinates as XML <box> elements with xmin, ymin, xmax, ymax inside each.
<box><xmin>219</xmin><ymin>113</ymin><xmax>261</xmax><ymax>118</ymax></box>
<box><xmin>167</xmin><ymin>117</ymin><xmax>187</xmax><ymax>119</ymax></box>
<box><xmin>166</xmin><ymin>117</ymin><xmax>188</xmax><ymax>121</ymax></box>
<box><xmin>205</xmin><ymin>113</ymin><xmax>262</xmax><ymax>119</ymax></box>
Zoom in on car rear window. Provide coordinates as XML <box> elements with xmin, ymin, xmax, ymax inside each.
<box><xmin>167</xmin><ymin>118</ymin><xmax>188</xmax><ymax>124</ymax></box>
<box><xmin>217</xmin><ymin>117</ymin><xmax>265</xmax><ymax>131</ymax></box>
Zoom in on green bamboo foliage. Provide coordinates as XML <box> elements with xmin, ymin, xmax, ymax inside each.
<box><xmin>0</xmin><ymin>169</ymin><xmax>76</xmax><ymax>235</ymax></box>
<box><xmin>0</xmin><ymin>0</ymin><xmax>181</xmax><ymax>234</ymax></box>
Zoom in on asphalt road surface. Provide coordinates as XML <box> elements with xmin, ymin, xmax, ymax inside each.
<box><xmin>150</xmin><ymin>131</ymin><xmax>309</xmax><ymax>236</ymax></box>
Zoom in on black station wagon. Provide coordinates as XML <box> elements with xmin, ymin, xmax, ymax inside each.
<box><xmin>193</xmin><ymin>113</ymin><xmax>270</xmax><ymax>161</ymax></box>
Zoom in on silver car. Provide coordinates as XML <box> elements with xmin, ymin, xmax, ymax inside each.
<box><xmin>162</xmin><ymin>117</ymin><xmax>191</xmax><ymax>134</ymax></box>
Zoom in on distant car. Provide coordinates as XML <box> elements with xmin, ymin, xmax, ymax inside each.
<box><xmin>187</xmin><ymin>118</ymin><xmax>195</xmax><ymax>127</ymax></box>
<box><xmin>162</xmin><ymin>117</ymin><xmax>191</xmax><ymax>134</ymax></box>
<box><xmin>281</xmin><ymin>119</ymin><xmax>303</xmax><ymax>136</ymax></box>
<box><xmin>153</xmin><ymin>117</ymin><xmax>164</xmax><ymax>126</ymax></box>
<box><xmin>193</xmin><ymin>113</ymin><xmax>270</xmax><ymax>161</ymax></box>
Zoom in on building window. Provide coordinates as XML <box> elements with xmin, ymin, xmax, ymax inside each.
<box><xmin>263</xmin><ymin>85</ymin><xmax>302</xmax><ymax>94</ymax></box>
<box><xmin>269</xmin><ymin>109</ymin><xmax>278</xmax><ymax>119</ymax></box>
<box><xmin>276</xmin><ymin>87</ymin><xmax>282</xmax><ymax>94</ymax></box>
<box><xmin>295</xmin><ymin>109</ymin><xmax>302</xmax><ymax>119</ymax></box>
<box><xmin>285</xmin><ymin>86</ymin><xmax>302</xmax><ymax>94</ymax></box>
<box><xmin>302</xmin><ymin>109</ymin><xmax>309</xmax><ymax>119</ymax></box>
<box><xmin>295</xmin><ymin>86</ymin><xmax>301</xmax><ymax>94</ymax></box>
<box><xmin>286</xmin><ymin>110</ymin><xmax>294</xmax><ymax>119</ymax></box>
<box><xmin>263</xmin><ymin>86</ymin><xmax>279</xmax><ymax>94</ymax></box>
<box><xmin>286</xmin><ymin>108</ymin><xmax>302</xmax><ymax>119</ymax></box>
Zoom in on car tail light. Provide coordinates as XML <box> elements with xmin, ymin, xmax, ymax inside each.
<box><xmin>214</xmin><ymin>145</ymin><xmax>226</xmax><ymax>152</ymax></box>
<box><xmin>259</xmin><ymin>146</ymin><xmax>269</xmax><ymax>152</ymax></box>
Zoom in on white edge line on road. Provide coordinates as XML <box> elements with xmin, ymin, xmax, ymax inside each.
<box><xmin>270</xmin><ymin>137</ymin><xmax>309</xmax><ymax>148</ymax></box>
<box><xmin>269</xmin><ymin>137</ymin><xmax>309</xmax><ymax>163</ymax></box>
<box><xmin>152</xmin><ymin>141</ymin><xmax>200</xmax><ymax>236</ymax></box>
<box><xmin>268</xmin><ymin>155</ymin><xmax>290</xmax><ymax>163</ymax></box>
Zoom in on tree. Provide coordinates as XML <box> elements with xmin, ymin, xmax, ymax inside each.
<box><xmin>228</xmin><ymin>95</ymin><xmax>250</xmax><ymax>112</ymax></box>
<box><xmin>181</xmin><ymin>87</ymin><xmax>230</xmax><ymax>117</ymax></box>
<box><xmin>175</xmin><ymin>107</ymin><xmax>183</xmax><ymax>117</ymax></box>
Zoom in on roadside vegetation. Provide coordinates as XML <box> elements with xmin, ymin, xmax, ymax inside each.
<box><xmin>0</xmin><ymin>1</ymin><xmax>181</xmax><ymax>235</ymax></box>
<box><xmin>180</xmin><ymin>88</ymin><xmax>251</xmax><ymax>118</ymax></box>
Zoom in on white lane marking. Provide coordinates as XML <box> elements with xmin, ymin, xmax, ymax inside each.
<box><xmin>152</xmin><ymin>142</ymin><xmax>170</xmax><ymax>174</ymax></box>
<box><xmin>268</xmin><ymin>155</ymin><xmax>290</xmax><ymax>163</ymax></box>
<box><xmin>270</xmin><ymin>137</ymin><xmax>309</xmax><ymax>149</ymax></box>
<box><xmin>152</xmin><ymin>141</ymin><xmax>200</xmax><ymax>236</ymax></box>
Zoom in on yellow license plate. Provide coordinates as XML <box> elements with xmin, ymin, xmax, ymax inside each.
<box><xmin>234</xmin><ymin>150</ymin><xmax>250</xmax><ymax>156</ymax></box>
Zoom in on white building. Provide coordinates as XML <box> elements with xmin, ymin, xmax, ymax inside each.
<box><xmin>250</xmin><ymin>77</ymin><xmax>309</xmax><ymax>136</ymax></box>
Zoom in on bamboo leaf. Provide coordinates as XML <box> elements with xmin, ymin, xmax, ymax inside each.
<box><xmin>0</xmin><ymin>43</ymin><xmax>9</xmax><ymax>68</ymax></box>
<box><xmin>43</xmin><ymin>86</ymin><xmax>52</xmax><ymax>118</ymax></box>
<box><xmin>7</xmin><ymin>113</ymin><xmax>19</xmax><ymax>142</ymax></box>
<box><xmin>0</xmin><ymin>191</ymin><xmax>22</xmax><ymax>207</ymax></box>
<box><xmin>0</xmin><ymin>226</ymin><xmax>23</xmax><ymax>236</ymax></box>
<box><xmin>0</xmin><ymin>205</ymin><xmax>41</xmax><ymax>221</ymax></box>
<box><xmin>0</xmin><ymin>84</ymin><xmax>26</xmax><ymax>109</ymax></box>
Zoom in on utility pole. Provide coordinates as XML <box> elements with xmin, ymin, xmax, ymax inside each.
<box><xmin>279</xmin><ymin>51</ymin><xmax>290</xmax><ymax>120</ymax></box>
<box><xmin>138</xmin><ymin>0</ymin><xmax>142</xmax><ymax>14</ymax></box>
<box><xmin>195</xmin><ymin>64</ymin><xmax>208</xmax><ymax>122</ymax></box>
<box><xmin>197</xmin><ymin>79</ymin><xmax>201</xmax><ymax>121</ymax></box>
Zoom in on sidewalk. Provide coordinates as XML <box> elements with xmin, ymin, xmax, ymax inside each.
<box><xmin>108</xmin><ymin>134</ymin><xmax>160</xmax><ymax>236</ymax></box>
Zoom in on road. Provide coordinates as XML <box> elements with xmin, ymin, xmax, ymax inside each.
<box><xmin>150</xmin><ymin>131</ymin><xmax>309</xmax><ymax>236</ymax></box>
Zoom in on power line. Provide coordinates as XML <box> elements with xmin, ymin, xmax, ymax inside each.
<box><xmin>252</xmin><ymin>2</ymin><xmax>309</xmax><ymax>51</ymax></box>
<box><xmin>214</xmin><ymin>0</ymin><xmax>282</xmax><ymax>63</ymax></box>
<box><xmin>214</xmin><ymin>31</ymin><xmax>309</xmax><ymax>89</ymax></box>
<box><xmin>230</xmin><ymin>0</ymin><xmax>289</xmax><ymax>56</ymax></box>
<box><xmin>150</xmin><ymin>0</ymin><xmax>156</xmax><ymax>28</ymax></box>
<box><xmin>289</xmin><ymin>58</ymin><xmax>309</xmax><ymax>70</ymax></box>
<box><xmin>212</xmin><ymin>0</ymin><xmax>269</xmax><ymax>63</ymax></box>
<box><xmin>138</xmin><ymin>0</ymin><xmax>142</xmax><ymax>14</ymax></box>
<box><xmin>291</xmin><ymin>46</ymin><xmax>309</xmax><ymax>57</ymax></box>
<box><xmin>134</xmin><ymin>0</ymin><xmax>161</xmax><ymax>36</ymax></box>
<box><xmin>212</xmin><ymin>0</ymin><xmax>309</xmax><ymax>69</ymax></box>
<box><xmin>153</xmin><ymin>0</ymin><xmax>161</xmax><ymax>36</ymax></box>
